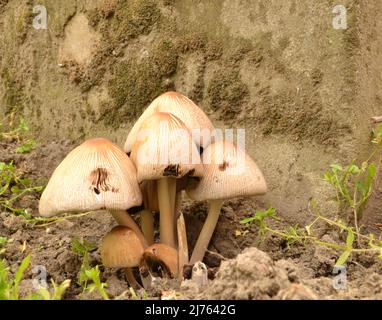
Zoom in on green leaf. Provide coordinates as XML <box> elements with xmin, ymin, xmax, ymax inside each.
<box><xmin>71</xmin><ymin>238</ymin><xmax>97</xmax><ymax>257</ymax></box>
<box><xmin>356</xmin><ymin>181</ymin><xmax>366</xmax><ymax>194</ymax></box>
<box><xmin>330</xmin><ymin>164</ymin><xmax>343</xmax><ymax>172</ymax></box>
<box><xmin>346</xmin><ymin>229</ymin><xmax>355</xmax><ymax>248</ymax></box>
<box><xmin>239</xmin><ymin>207</ymin><xmax>276</xmax><ymax>225</ymax></box>
<box><xmin>16</xmin><ymin>139</ymin><xmax>37</xmax><ymax>154</ymax></box>
<box><xmin>336</xmin><ymin>250</ymin><xmax>351</xmax><ymax>266</ymax></box>
<box><xmin>0</xmin><ymin>237</ymin><xmax>8</xmax><ymax>247</ymax></box>
<box><xmin>19</xmin><ymin>178</ymin><xmax>31</xmax><ymax>186</ymax></box>
<box><xmin>11</xmin><ymin>255</ymin><xmax>30</xmax><ymax>300</ymax></box>
<box><xmin>18</xmin><ymin>118</ymin><xmax>29</xmax><ymax>132</ymax></box>
<box><xmin>10</xmin><ymin>186</ymin><xmax>21</xmax><ymax>194</ymax></box>
<box><xmin>347</xmin><ymin>164</ymin><xmax>360</xmax><ymax>174</ymax></box>
<box><xmin>239</xmin><ymin>216</ymin><xmax>256</xmax><ymax>224</ymax></box>
<box><xmin>368</xmin><ymin>163</ymin><xmax>376</xmax><ymax>179</ymax></box>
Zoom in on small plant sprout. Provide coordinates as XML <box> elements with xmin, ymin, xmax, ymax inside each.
<box><xmin>71</xmin><ymin>238</ymin><xmax>109</xmax><ymax>300</ymax></box>
<box><xmin>15</xmin><ymin>139</ymin><xmax>38</xmax><ymax>154</ymax></box>
<box><xmin>100</xmin><ymin>226</ymin><xmax>145</xmax><ymax>290</ymax></box>
<box><xmin>39</xmin><ymin>138</ymin><xmax>146</xmax><ymax>246</ymax></box>
<box><xmin>130</xmin><ymin>112</ymin><xmax>202</xmax><ymax>249</ymax></box>
<box><xmin>0</xmin><ymin>255</ymin><xmax>30</xmax><ymax>300</ymax></box>
<box><xmin>1</xmin><ymin>117</ymin><xmax>38</xmax><ymax>154</ymax></box>
<box><xmin>0</xmin><ymin>117</ymin><xmax>29</xmax><ymax>143</ymax></box>
<box><xmin>187</xmin><ymin>140</ymin><xmax>267</xmax><ymax>264</ymax></box>
<box><xmin>240</xmin><ymin>204</ymin><xmax>382</xmax><ymax>266</ymax></box>
<box><xmin>29</xmin><ymin>279</ymin><xmax>71</xmax><ymax>300</ymax></box>
<box><xmin>0</xmin><ymin>237</ymin><xmax>10</xmax><ymax>255</ymax></box>
<box><xmin>323</xmin><ymin>162</ymin><xmax>376</xmax><ymax>236</ymax></box>
<box><xmin>0</xmin><ymin>161</ymin><xmax>44</xmax><ymax>217</ymax></box>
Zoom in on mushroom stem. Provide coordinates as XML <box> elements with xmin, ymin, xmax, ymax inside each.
<box><xmin>140</xmin><ymin>209</ymin><xmax>154</xmax><ymax>245</ymax></box>
<box><xmin>190</xmin><ymin>199</ymin><xmax>224</xmax><ymax>264</ymax></box>
<box><xmin>125</xmin><ymin>268</ymin><xmax>142</xmax><ymax>290</ymax></box>
<box><xmin>172</xmin><ymin>191</ymin><xmax>181</xmax><ymax>248</ymax></box>
<box><xmin>157</xmin><ymin>177</ymin><xmax>177</xmax><ymax>248</ymax></box>
<box><xmin>110</xmin><ymin>210</ymin><xmax>148</xmax><ymax>248</ymax></box>
<box><xmin>177</xmin><ymin>211</ymin><xmax>189</xmax><ymax>281</ymax></box>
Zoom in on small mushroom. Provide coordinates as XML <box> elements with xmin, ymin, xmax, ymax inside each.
<box><xmin>101</xmin><ymin>226</ymin><xmax>145</xmax><ymax>289</ymax></box>
<box><xmin>101</xmin><ymin>226</ymin><xmax>144</xmax><ymax>268</ymax></box>
<box><xmin>130</xmin><ymin>112</ymin><xmax>202</xmax><ymax>249</ymax></box>
<box><xmin>186</xmin><ymin>140</ymin><xmax>267</xmax><ymax>264</ymax></box>
<box><xmin>39</xmin><ymin>138</ymin><xmax>146</xmax><ymax>246</ymax></box>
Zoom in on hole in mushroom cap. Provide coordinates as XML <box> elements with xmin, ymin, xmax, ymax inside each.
<box><xmin>89</xmin><ymin>167</ymin><xmax>119</xmax><ymax>194</ymax></box>
<box><xmin>163</xmin><ymin>164</ymin><xmax>180</xmax><ymax>177</ymax></box>
<box><xmin>143</xmin><ymin>253</ymin><xmax>172</xmax><ymax>278</ymax></box>
<box><xmin>218</xmin><ymin>161</ymin><xmax>229</xmax><ymax>171</ymax></box>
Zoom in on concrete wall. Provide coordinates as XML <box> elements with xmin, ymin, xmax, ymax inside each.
<box><xmin>1</xmin><ymin>0</ymin><xmax>381</xmax><ymax>224</ymax></box>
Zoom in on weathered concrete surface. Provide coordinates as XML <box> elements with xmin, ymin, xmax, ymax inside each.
<box><xmin>1</xmin><ymin>0</ymin><xmax>381</xmax><ymax>224</ymax></box>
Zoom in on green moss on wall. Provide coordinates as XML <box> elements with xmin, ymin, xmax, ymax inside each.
<box><xmin>95</xmin><ymin>0</ymin><xmax>161</xmax><ymax>45</ymax></box>
<box><xmin>104</xmin><ymin>39</ymin><xmax>178</xmax><ymax>127</ymax></box>
<box><xmin>207</xmin><ymin>67</ymin><xmax>249</xmax><ymax>120</ymax></box>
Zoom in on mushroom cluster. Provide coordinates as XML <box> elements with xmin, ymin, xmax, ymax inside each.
<box><xmin>39</xmin><ymin>91</ymin><xmax>267</xmax><ymax>289</ymax></box>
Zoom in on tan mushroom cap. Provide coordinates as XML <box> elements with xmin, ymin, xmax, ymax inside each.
<box><xmin>130</xmin><ymin>112</ymin><xmax>202</xmax><ymax>182</ymax></box>
<box><xmin>39</xmin><ymin>138</ymin><xmax>142</xmax><ymax>217</ymax></box>
<box><xmin>186</xmin><ymin>140</ymin><xmax>267</xmax><ymax>201</ymax></box>
<box><xmin>124</xmin><ymin>91</ymin><xmax>215</xmax><ymax>154</ymax></box>
<box><xmin>101</xmin><ymin>226</ymin><xmax>144</xmax><ymax>268</ymax></box>
<box><xmin>141</xmin><ymin>243</ymin><xmax>178</xmax><ymax>278</ymax></box>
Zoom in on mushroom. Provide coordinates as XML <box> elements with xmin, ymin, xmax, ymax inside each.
<box><xmin>39</xmin><ymin>138</ymin><xmax>146</xmax><ymax>246</ymax></box>
<box><xmin>130</xmin><ymin>112</ymin><xmax>202</xmax><ymax>249</ymax></box>
<box><xmin>186</xmin><ymin>140</ymin><xmax>267</xmax><ymax>264</ymax></box>
<box><xmin>124</xmin><ymin>91</ymin><xmax>215</xmax><ymax>155</ymax></box>
<box><xmin>124</xmin><ymin>91</ymin><xmax>214</xmax><ymax>248</ymax></box>
<box><xmin>101</xmin><ymin>226</ymin><xmax>145</xmax><ymax>289</ymax></box>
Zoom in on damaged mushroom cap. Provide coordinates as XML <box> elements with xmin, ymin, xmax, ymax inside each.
<box><xmin>130</xmin><ymin>112</ymin><xmax>202</xmax><ymax>182</ymax></box>
<box><xmin>141</xmin><ymin>243</ymin><xmax>178</xmax><ymax>278</ymax></box>
<box><xmin>101</xmin><ymin>226</ymin><xmax>145</xmax><ymax>268</ymax></box>
<box><xmin>39</xmin><ymin>138</ymin><xmax>142</xmax><ymax>217</ymax></box>
<box><xmin>186</xmin><ymin>140</ymin><xmax>267</xmax><ymax>201</ymax></box>
<box><xmin>124</xmin><ymin>91</ymin><xmax>215</xmax><ymax>154</ymax></box>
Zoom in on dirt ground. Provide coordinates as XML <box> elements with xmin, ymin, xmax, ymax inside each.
<box><xmin>1</xmin><ymin>139</ymin><xmax>382</xmax><ymax>300</ymax></box>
